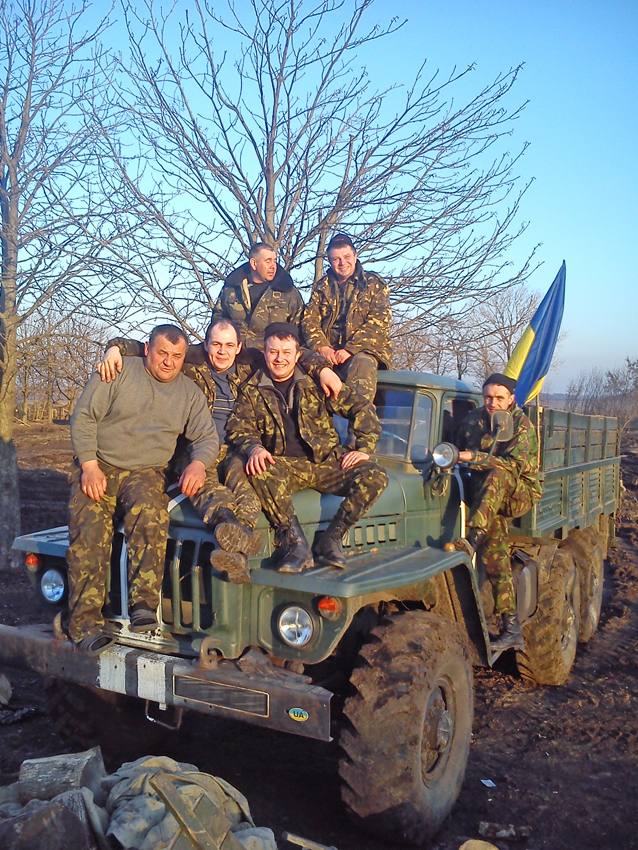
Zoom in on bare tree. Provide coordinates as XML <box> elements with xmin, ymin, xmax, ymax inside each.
<box><xmin>564</xmin><ymin>360</ymin><xmax>638</xmax><ymax>434</ymax></box>
<box><xmin>98</xmin><ymin>0</ymin><xmax>537</xmax><ymax>337</ymax></box>
<box><xmin>0</xmin><ymin>0</ymin><xmax>127</xmax><ymax>569</ymax></box>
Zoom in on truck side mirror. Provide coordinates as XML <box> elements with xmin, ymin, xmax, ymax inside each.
<box><xmin>491</xmin><ymin>410</ymin><xmax>514</xmax><ymax>442</ymax></box>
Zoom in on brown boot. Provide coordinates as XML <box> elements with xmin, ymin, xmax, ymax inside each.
<box><xmin>212</xmin><ymin>507</ymin><xmax>262</xmax><ymax>557</ymax></box>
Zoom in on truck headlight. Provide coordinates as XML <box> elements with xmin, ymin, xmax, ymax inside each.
<box><xmin>277</xmin><ymin>605</ymin><xmax>315</xmax><ymax>648</ymax></box>
<box><xmin>40</xmin><ymin>568</ymin><xmax>66</xmax><ymax>604</ymax></box>
<box><xmin>432</xmin><ymin>442</ymin><xmax>459</xmax><ymax>470</ymax></box>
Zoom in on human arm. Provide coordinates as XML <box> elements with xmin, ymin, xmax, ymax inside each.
<box><xmin>179</xmin><ymin>460</ymin><xmax>207</xmax><ymax>497</ymax></box>
<box><xmin>329</xmin><ymin>384</ymin><xmax>382</xmax><ymax>454</ymax></box>
<box><xmin>70</xmin><ymin>372</ymin><xmax>119</xmax><ymax>466</ymax></box>
<box><xmin>245</xmin><ymin>446</ymin><xmax>276</xmax><ymax>476</ymax></box>
<box><xmin>301</xmin><ymin>280</ymin><xmax>334</xmax><ymax>353</ymax></box>
<box><xmin>182</xmin><ymin>386</ymin><xmax>219</xmax><ymax>470</ymax></box>
<box><xmin>297</xmin><ymin>348</ymin><xmax>341</xmax><ymax>397</ymax></box>
<box><xmin>341</xmin><ymin>449</ymin><xmax>370</xmax><ymax>469</ymax></box>
<box><xmin>226</xmin><ymin>385</ymin><xmax>267</xmax><ymax>459</ymax></box>
<box><xmin>461</xmin><ymin>410</ymin><xmax>533</xmax><ymax>477</ymax></box>
<box><xmin>342</xmin><ymin>275</ymin><xmax>392</xmax><ymax>366</ymax></box>
<box><xmin>97</xmin><ymin>337</ymin><xmax>144</xmax><ymax>382</ymax></box>
<box><xmin>79</xmin><ymin>460</ymin><xmax>108</xmax><ymax>502</ymax></box>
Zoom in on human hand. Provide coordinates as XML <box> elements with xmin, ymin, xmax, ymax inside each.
<box><xmin>318</xmin><ymin>346</ymin><xmax>337</xmax><ymax>365</ymax></box>
<box><xmin>179</xmin><ymin>460</ymin><xmax>207</xmax><ymax>497</ymax></box>
<box><xmin>319</xmin><ymin>367</ymin><xmax>343</xmax><ymax>398</ymax></box>
<box><xmin>458</xmin><ymin>451</ymin><xmax>473</xmax><ymax>462</ymax></box>
<box><xmin>341</xmin><ymin>450</ymin><xmax>370</xmax><ymax>469</ymax></box>
<box><xmin>80</xmin><ymin>460</ymin><xmax>107</xmax><ymax>501</ymax></box>
<box><xmin>246</xmin><ymin>446</ymin><xmax>275</xmax><ymax>475</ymax></box>
<box><xmin>97</xmin><ymin>346</ymin><xmax>123</xmax><ymax>383</ymax></box>
<box><xmin>333</xmin><ymin>348</ymin><xmax>352</xmax><ymax>365</ymax></box>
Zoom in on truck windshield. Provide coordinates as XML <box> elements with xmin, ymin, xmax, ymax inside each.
<box><xmin>374</xmin><ymin>388</ymin><xmax>414</xmax><ymax>459</ymax></box>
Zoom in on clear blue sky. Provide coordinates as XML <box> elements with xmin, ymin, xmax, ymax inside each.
<box><xmin>365</xmin><ymin>0</ymin><xmax>637</xmax><ymax>390</ymax></box>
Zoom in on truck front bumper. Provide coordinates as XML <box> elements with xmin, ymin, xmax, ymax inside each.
<box><xmin>0</xmin><ymin>624</ymin><xmax>333</xmax><ymax>741</ymax></box>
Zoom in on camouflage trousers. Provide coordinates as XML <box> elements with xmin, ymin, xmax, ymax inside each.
<box><xmin>467</xmin><ymin>466</ymin><xmax>536</xmax><ymax>614</ymax></box>
<box><xmin>66</xmin><ymin>461</ymin><xmax>169</xmax><ymax>643</ymax></box>
<box><xmin>249</xmin><ymin>451</ymin><xmax>388</xmax><ymax>528</ymax></box>
<box><xmin>335</xmin><ymin>353</ymin><xmax>378</xmax><ymax>404</ymax></box>
<box><xmin>172</xmin><ymin>446</ymin><xmax>261</xmax><ymax>530</ymax></box>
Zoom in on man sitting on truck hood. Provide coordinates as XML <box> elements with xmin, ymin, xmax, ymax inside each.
<box><xmin>67</xmin><ymin>325</ymin><xmax>219</xmax><ymax>655</ymax></box>
<box><xmin>453</xmin><ymin>373</ymin><xmax>542</xmax><ymax>652</ymax></box>
<box><xmin>226</xmin><ymin>322</ymin><xmax>389</xmax><ymax>573</ymax></box>
<box><xmin>99</xmin><ymin>319</ymin><xmax>342</xmax><ymax>583</ymax></box>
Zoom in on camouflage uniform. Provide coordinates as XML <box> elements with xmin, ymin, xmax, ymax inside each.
<box><xmin>226</xmin><ymin>368</ymin><xmax>388</xmax><ymax>528</ymax></box>
<box><xmin>212</xmin><ymin>263</ymin><xmax>304</xmax><ymax>350</ymax></box>
<box><xmin>67</xmin><ymin>461</ymin><xmax>169</xmax><ymax>642</ymax></box>
<box><xmin>301</xmin><ymin>261</ymin><xmax>392</xmax><ymax>403</ymax></box>
<box><xmin>107</xmin><ymin>339</ymin><xmax>331</xmax><ymax>530</ymax></box>
<box><xmin>457</xmin><ymin>405</ymin><xmax>542</xmax><ymax>613</ymax></box>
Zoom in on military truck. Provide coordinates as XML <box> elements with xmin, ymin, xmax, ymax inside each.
<box><xmin>1</xmin><ymin>371</ymin><xmax>620</xmax><ymax>847</ymax></box>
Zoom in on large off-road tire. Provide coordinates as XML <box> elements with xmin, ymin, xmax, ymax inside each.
<box><xmin>561</xmin><ymin>526</ymin><xmax>605</xmax><ymax>643</ymax></box>
<box><xmin>517</xmin><ymin>549</ymin><xmax>580</xmax><ymax>686</ymax></box>
<box><xmin>339</xmin><ymin>611</ymin><xmax>473</xmax><ymax>847</ymax></box>
<box><xmin>47</xmin><ymin>681</ymin><xmax>169</xmax><ymax>758</ymax></box>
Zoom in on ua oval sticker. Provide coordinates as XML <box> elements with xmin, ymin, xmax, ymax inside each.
<box><xmin>288</xmin><ymin>707</ymin><xmax>309</xmax><ymax>722</ymax></box>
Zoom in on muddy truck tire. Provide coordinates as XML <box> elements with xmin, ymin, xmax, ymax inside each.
<box><xmin>561</xmin><ymin>526</ymin><xmax>605</xmax><ymax>643</ymax></box>
<box><xmin>47</xmin><ymin>681</ymin><xmax>169</xmax><ymax>758</ymax></box>
<box><xmin>517</xmin><ymin>549</ymin><xmax>581</xmax><ymax>686</ymax></box>
<box><xmin>339</xmin><ymin>610</ymin><xmax>473</xmax><ymax>847</ymax></box>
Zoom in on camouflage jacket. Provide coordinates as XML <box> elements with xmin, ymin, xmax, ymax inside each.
<box><xmin>456</xmin><ymin>405</ymin><xmax>542</xmax><ymax>501</ymax></box>
<box><xmin>301</xmin><ymin>261</ymin><xmax>392</xmax><ymax>368</ymax></box>
<box><xmin>106</xmin><ymin>339</ymin><xmax>330</xmax><ymax>417</ymax></box>
<box><xmin>212</xmin><ymin>263</ymin><xmax>304</xmax><ymax>349</ymax></box>
<box><xmin>226</xmin><ymin>367</ymin><xmax>382</xmax><ymax>463</ymax></box>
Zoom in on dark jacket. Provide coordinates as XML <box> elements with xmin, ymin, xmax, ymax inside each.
<box><xmin>212</xmin><ymin>263</ymin><xmax>304</xmax><ymax>349</ymax></box>
<box><xmin>301</xmin><ymin>261</ymin><xmax>392</xmax><ymax>368</ymax></box>
<box><xmin>226</xmin><ymin>367</ymin><xmax>382</xmax><ymax>463</ymax></box>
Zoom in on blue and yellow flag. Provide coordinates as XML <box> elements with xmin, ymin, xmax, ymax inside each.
<box><xmin>504</xmin><ymin>261</ymin><xmax>566</xmax><ymax>405</ymax></box>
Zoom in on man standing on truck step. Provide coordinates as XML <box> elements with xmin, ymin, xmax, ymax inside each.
<box><xmin>227</xmin><ymin>322</ymin><xmax>389</xmax><ymax>573</ymax></box>
<box><xmin>453</xmin><ymin>373</ymin><xmax>542</xmax><ymax>652</ymax></box>
<box><xmin>99</xmin><ymin>318</ymin><xmax>343</xmax><ymax>583</ymax></box>
<box><xmin>301</xmin><ymin>232</ymin><xmax>392</xmax><ymax>405</ymax></box>
<box><xmin>67</xmin><ymin>325</ymin><xmax>219</xmax><ymax>655</ymax></box>
<box><xmin>212</xmin><ymin>243</ymin><xmax>304</xmax><ymax>349</ymax></box>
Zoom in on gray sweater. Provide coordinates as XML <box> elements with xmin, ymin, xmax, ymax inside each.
<box><xmin>70</xmin><ymin>357</ymin><xmax>218</xmax><ymax>470</ymax></box>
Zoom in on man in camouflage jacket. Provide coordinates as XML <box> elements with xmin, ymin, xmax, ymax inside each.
<box><xmin>101</xmin><ymin>319</ymin><xmax>341</xmax><ymax>582</ymax></box>
<box><xmin>301</xmin><ymin>233</ymin><xmax>392</xmax><ymax>405</ymax></box>
<box><xmin>212</xmin><ymin>243</ymin><xmax>304</xmax><ymax>349</ymax></box>
<box><xmin>226</xmin><ymin>322</ymin><xmax>388</xmax><ymax>573</ymax></box>
<box><xmin>454</xmin><ymin>373</ymin><xmax>542</xmax><ymax>652</ymax></box>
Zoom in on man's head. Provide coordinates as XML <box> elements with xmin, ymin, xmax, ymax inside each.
<box><xmin>205</xmin><ymin>319</ymin><xmax>243</xmax><ymax>372</ymax></box>
<box><xmin>144</xmin><ymin>324</ymin><xmax>188</xmax><ymax>382</ymax></box>
<box><xmin>263</xmin><ymin>322</ymin><xmax>301</xmax><ymax>382</ymax></box>
<box><xmin>248</xmin><ymin>243</ymin><xmax>277</xmax><ymax>284</ymax></box>
<box><xmin>326</xmin><ymin>232</ymin><xmax>357</xmax><ymax>284</ymax></box>
<box><xmin>482</xmin><ymin>373</ymin><xmax>518</xmax><ymax>414</ymax></box>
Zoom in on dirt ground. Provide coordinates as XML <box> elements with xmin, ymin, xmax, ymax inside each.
<box><xmin>1</xmin><ymin>420</ymin><xmax>638</xmax><ymax>850</ymax></box>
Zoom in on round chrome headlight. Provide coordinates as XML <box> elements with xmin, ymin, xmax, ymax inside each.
<box><xmin>40</xmin><ymin>568</ymin><xmax>66</xmax><ymax>604</ymax></box>
<box><xmin>277</xmin><ymin>606</ymin><xmax>315</xmax><ymax>648</ymax></box>
<box><xmin>432</xmin><ymin>442</ymin><xmax>459</xmax><ymax>470</ymax></box>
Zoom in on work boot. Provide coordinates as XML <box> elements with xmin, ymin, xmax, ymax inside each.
<box><xmin>490</xmin><ymin>612</ymin><xmax>525</xmax><ymax>652</ymax></box>
<box><xmin>313</xmin><ymin>514</ymin><xmax>351</xmax><ymax>569</ymax></box>
<box><xmin>276</xmin><ymin>516</ymin><xmax>314</xmax><ymax>574</ymax></box>
<box><xmin>452</xmin><ymin>527</ymin><xmax>485</xmax><ymax>558</ymax></box>
<box><xmin>212</xmin><ymin>507</ymin><xmax>262</xmax><ymax>557</ymax></box>
<box><xmin>210</xmin><ymin>548</ymin><xmax>251</xmax><ymax>583</ymax></box>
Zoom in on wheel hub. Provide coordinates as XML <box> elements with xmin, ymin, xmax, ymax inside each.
<box><xmin>421</xmin><ymin>684</ymin><xmax>455</xmax><ymax>777</ymax></box>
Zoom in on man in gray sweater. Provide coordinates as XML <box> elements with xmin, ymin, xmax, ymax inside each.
<box><xmin>67</xmin><ymin>324</ymin><xmax>219</xmax><ymax>655</ymax></box>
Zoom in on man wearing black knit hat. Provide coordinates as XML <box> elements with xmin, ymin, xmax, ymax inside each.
<box><xmin>453</xmin><ymin>373</ymin><xmax>542</xmax><ymax>651</ymax></box>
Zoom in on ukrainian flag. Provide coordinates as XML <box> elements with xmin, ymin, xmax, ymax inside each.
<box><xmin>504</xmin><ymin>261</ymin><xmax>566</xmax><ymax>405</ymax></box>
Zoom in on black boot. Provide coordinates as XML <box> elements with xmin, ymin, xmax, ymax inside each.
<box><xmin>313</xmin><ymin>513</ymin><xmax>351</xmax><ymax>569</ymax></box>
<box><xmin>490</xmin><ymin>612</ymin><xmax>525</xmax><ymax>652</ymax></box>
<box><xmin>212</xmin><ymin>507</ymin><xmax>262</xmax><ymax>557</ymax></box>
<box><xmin>452</xmin><ymin>527</ymin><xmax>485</xmax><ymax>558</ymax></box>
<box><xmin>276</xmin><ymin>516</ymin><xmax>314</xmax><ymax>574</ymax></box>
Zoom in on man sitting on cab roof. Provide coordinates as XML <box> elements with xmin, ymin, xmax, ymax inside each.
<box><xmin>453</xmin><ymin>373</ymin><xmax>542</xmax><ymax>652</ymax></box>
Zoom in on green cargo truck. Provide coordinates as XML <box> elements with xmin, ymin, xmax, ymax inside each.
<box><xmin>1</xmin><ymin>371</ymin><xmax>620</xmax><ymax>846</ymax></box>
